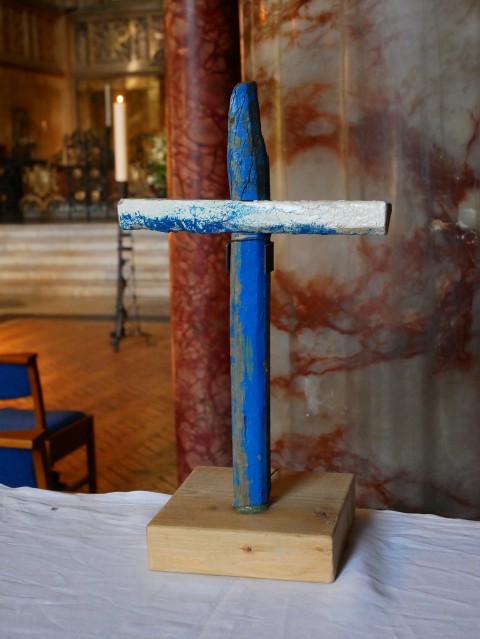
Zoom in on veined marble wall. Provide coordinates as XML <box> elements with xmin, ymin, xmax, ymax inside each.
<box><xmin>164</xmin><ymin>1</ymin><xmax>240</xmax><ymax>481</ymax></box>
<box><xmin>241</xmin><ymin>0</ymin><xmax>480</xmax><ymax>517</ymax></box>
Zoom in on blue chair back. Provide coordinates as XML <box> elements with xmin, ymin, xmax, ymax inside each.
<box><xmin>0</xmin><ymin>363</ymin><xmax>31</xmax><ymax>400</ymax></box>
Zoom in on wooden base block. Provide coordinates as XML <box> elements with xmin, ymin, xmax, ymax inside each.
<box><xmin>147</xmin><ymin>467</ymin><xmax>355</xmax><ymax>583</ymax></box>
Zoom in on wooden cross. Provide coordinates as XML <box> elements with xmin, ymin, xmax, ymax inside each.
<box><xmin>119</xmin><ymin>82</ymin><xmax>390</xmax><ymax>515</ymax></box>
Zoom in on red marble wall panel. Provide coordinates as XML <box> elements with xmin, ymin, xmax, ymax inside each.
<box><xmin>164</xmin><ymin>0</ymin><xmax>240</xmax><ymax>481</ymax></box>
<box><xmin>241</xmin><ymin>0</ymin><xmax>480</xmax><ymax>518</ymax></box>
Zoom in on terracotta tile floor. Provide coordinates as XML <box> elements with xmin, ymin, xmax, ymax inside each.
<box><xmin>0</xmin><ymin>315</ymin><xmax>178</xmax><ymax>495</ymax></box>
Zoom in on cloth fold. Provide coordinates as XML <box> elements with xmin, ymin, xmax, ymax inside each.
<box><xmin>1</xmin><ymin>484</ymin><xmax>479</xmax><ymax>639</ymax></box>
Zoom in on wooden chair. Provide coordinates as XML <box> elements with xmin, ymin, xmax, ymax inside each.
<box><xmin>0</xmin><ymin>353</ymin><xmax>96</xmax><ymax>492</ymax></box>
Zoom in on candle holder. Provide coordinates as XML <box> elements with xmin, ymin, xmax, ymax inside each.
<box><xmin>110</xmin><ymin>180</ymin><xmax>149</xmax><ymax>351</ymax></box>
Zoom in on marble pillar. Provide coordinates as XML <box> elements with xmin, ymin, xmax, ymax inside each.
<box><xmin>164</xmin><ymin>1</ymin><xmax>240</xmax><ymax>481</ymax></box>
<box><xmin>241</xmin><ymin>0</ymin><xmax>480</xmax><ymax>517</ymax></box>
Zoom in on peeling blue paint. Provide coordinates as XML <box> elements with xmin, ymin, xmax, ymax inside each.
<box><xmin>230</xmin><ymin>232</ymin><xmax>270</xmax><ymax>512</ymax></box>
<box><xmin>119</xmin><ymin>208</ymin><xmax>339</xmax><ymax>235</ymax></box>
<box><xmin>228</xmin><ymin>82</ymin><xmax>270</xmax><ymax>202</ymax></box>
<box><xmin>228</xmin><ymin>82</ymin><xmax>271</xmax><ymax>513</ymax></box>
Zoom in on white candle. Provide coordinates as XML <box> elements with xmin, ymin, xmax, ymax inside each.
<box><xmin>104</xmin><ymin>83</ymin><xmax>112</xmax><ymax>127</ymax></box>
<box><xmin>113</xmin><ymin>95</ymin><xmax>128</xmax><ymax>183</ymax></box>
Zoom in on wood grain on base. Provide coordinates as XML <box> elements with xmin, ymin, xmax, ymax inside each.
<box><xmin>147</xmin><ymin>466</ymin><xmax>355</xmax><ymax>582</ymax></box>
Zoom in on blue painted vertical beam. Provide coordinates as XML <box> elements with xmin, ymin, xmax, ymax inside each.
<box><xmin>227</xmin><ymin>82</ymin><xmax>271</xmax><ymax>513</ymax></box>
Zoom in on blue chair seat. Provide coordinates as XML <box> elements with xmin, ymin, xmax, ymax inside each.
<box><xmin>0</xmin><ymin>408</ymin><xmax>87</xmax><ymax>433</ymax></box>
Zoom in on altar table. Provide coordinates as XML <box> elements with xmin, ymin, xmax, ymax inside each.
<box><xmin>1</xmin><ymin>483</ymin><xmax>479</xmax><ymax>638</ymax></box>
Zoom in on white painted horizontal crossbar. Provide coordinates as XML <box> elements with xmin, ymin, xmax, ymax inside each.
<box><xmin>118</xmin><ymin>199</ymin><xmax>390</xmax><ymax>235</ymax></box>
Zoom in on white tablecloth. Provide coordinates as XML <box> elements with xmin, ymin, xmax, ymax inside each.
<box><xmin>1</xmin><ymin>484</ymin><xmax>479</xmax><ymax>638</ymax></box>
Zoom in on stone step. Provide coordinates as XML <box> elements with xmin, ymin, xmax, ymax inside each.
<box><xmin>0</xmin><ymin>229</ymin><xmax>167</xmax><ymax>247</ymax></box>
<box><xmin>0</xmin><ymin>236</ymin><xmax>167</xmax><ymax>247</ymax></box>
<box><xmin>0</xmin><ymin>280</ymin><xmax>169</xmax><ymax>298</ymax></box>
<box><xmin>0</xmin><ymin>222</ymin><xmax>161</xmax><ymax>239</ymax></box>
<box><xmin>0</xmin><ymin>267</ymin><xmax>169</xmax><ymax>281</ymax></box>
<box><xmin>0</xmin><ymin>253</ymin><xmax>168</xmax><ymax>276</ymax></box>
<box><xmin>0</xmin><ymin>223</ymin><xmax>170</xmax><ymax>300</ymax></box>
<box><xmin>0</xmin><ymin>251</ymin><xmax>167</xmax><ymax>270</ymax></box>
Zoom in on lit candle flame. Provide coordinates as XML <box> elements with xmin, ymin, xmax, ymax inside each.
<box><xmin>116</xmin><ymin>95</ymin><xmax>124</xmax><ymax>104</ymax></box>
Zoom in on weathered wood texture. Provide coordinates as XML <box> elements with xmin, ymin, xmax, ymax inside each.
<box><xmin>228</xmin><ymin>82</ymin><xmax>271</xmax><ymax>513</ymax></box>
<box><xmin>147</xmin><ymin>466</ymin><xmax>355</xmax><ymax>582</ymax></box>
<box><xmin>118</xmin><ymin>198</ymin><xmax>390</xmax><ymax>235</ymax></box>
<box><xmin>227</xmin><ymin>82</ymin><xmax>270</xmax><ymax>201</ymax></box>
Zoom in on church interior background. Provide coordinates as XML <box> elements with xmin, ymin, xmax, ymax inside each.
<box><xmin>1</xmin><ymin>0</ymin><xmax>479</xmax><ymax>520</ymax></box>
<box><xmin>0</xmin><ymin>0</ymin><xmax>165</xmax><ymax>223</ymax></box>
